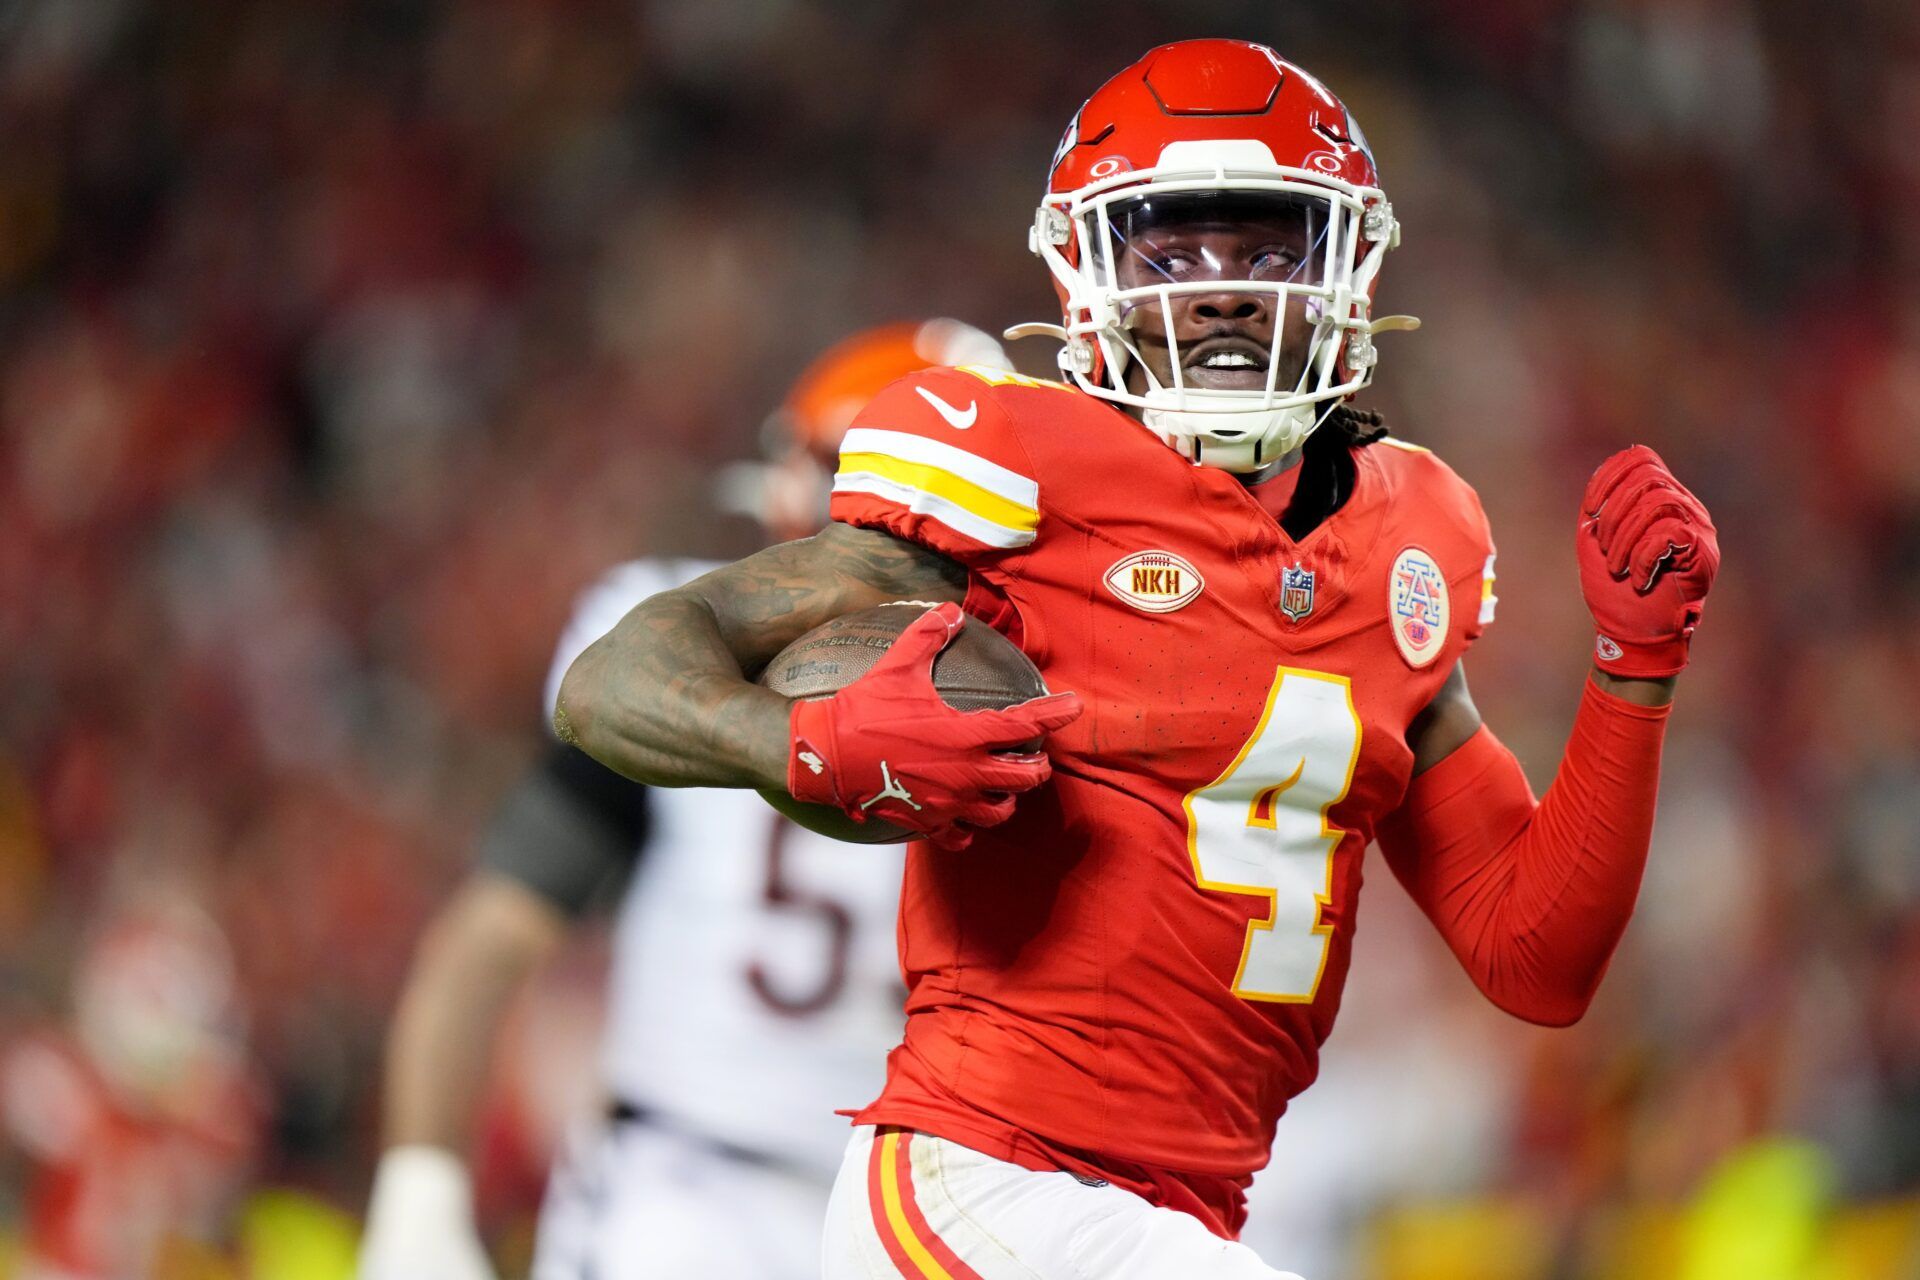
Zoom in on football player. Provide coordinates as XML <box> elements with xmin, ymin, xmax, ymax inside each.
<box><xmin>554</xmin><ymin>40</ymin><xmax>1721</xmax><ymax>1279</ymax></box>
<box><xmin>357</xmin><ymin>321</ymin><xmax>1010</xmax><ymax>1280</ymax></box>
<box><xmin>2</xmin><ymin>901</ymin><xmax>260</xmax><ymax>1279</ymax></box>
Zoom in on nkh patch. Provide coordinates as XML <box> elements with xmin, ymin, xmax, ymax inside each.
<box><xmin>1104</xmin><ymin>550</ymin><xmax>1204</xmax><ymax>613</ymax></box>
<box><xmin>1280</xmin><ymin>563</ymin><xmax>1316</xmax><ymax>622</ymax></box>
<box><xmin>1388</xmin><ymin>546</ymin><xmax>1449</xmax><ymax>668</ymax></box>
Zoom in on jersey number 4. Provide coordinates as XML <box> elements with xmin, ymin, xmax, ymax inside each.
<box><xmin>1184</xmin><ymin>667</ymin><xmax>1362</xmax><ymax>1003</ymax></box>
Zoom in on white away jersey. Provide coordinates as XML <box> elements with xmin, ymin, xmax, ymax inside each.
<box><xmin>545</xmin><ymin>558</ymin><xmax>907</xmax><ymax>1177</ymax></box>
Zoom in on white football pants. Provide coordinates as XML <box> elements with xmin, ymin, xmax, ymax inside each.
<box><xmin>531</xmin><ymin>1119</ymin><xmax>829</xmax><ymax>1280</ymax></box>
<box><xmin>822</xmin><ymin>1126</ymin><xmax>1307</xmax><ymax>1280</ymax></box>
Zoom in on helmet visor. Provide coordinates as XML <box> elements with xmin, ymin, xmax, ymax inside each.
<box><xmin>1104</xmin><ymin>190</ymin><xmax>1330</xmax><ymax>291</ymax></box>
<box><xmin>1089</xmin><ymin>190</ymin><xmax>1337</xmax><ymax>401</ymax></box>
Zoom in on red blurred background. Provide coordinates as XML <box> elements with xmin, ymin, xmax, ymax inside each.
<box><xmin>1</xmin><ymin>1</ymin><xmax>1916</xmax><ymax>1276</ymax></box>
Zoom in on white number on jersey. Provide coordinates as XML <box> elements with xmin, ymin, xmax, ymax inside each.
<box><xmin>1183</xmin><ymin>667</ymin><xmax>1363</xmax><ymax>1002</ymax></box>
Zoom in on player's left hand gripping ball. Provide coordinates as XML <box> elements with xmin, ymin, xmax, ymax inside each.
<box><xmin>1578</xmin><ymin>445</ymin><xmax>1721</xmax><ymax>678</ymax></box>
<box><xmin>786</xmin><ymin>604</ymin><xmax>1083</xmax><ymax>849</ymax></box>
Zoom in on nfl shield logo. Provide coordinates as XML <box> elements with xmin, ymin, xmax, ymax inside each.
<box><xmin>1280</xmin><ymin>563</ymin><xmax>1315</xmax><ymax>622</ymax></box>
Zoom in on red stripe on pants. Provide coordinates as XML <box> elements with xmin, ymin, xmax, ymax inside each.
<box><xmin>892</xmin><ymin>1130</ymin><xmax>988</xmax><ymax>1280</ymax></box>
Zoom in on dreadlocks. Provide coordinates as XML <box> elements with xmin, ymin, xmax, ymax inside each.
<box><xmin>1327</xmin><ymin>402</ymin><xmax>1390</xmax><ymax>449</ymax></box>
<box><xmin>1278</xmin><ymin>402</ymin><xmax>1389</xmax><ymax>541</ymax></box>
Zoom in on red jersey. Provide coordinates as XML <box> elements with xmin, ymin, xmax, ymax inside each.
<box><xmin>2</xmin><ymin>1031</ymin><xmax>259</xmax><ymax>1277</ymax></box>
<box><xmin>830</xmin><ymin>365</ymin><xmax>1498</xmax><ymax>1236</ymax></box>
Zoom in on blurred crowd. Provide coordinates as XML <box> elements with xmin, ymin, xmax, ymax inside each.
<box><xmin>1</xmin><ymin>0</ymin><xmax>1917</xmax><ymax>1276</ymax></box>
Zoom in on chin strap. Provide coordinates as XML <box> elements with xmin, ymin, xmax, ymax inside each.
<box><xmin>1143</xmin><ymin>399</ymin><xmax>1323</xmax><ymax>473</ymax></box>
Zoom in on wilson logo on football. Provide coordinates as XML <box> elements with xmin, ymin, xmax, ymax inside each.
<box><xmin>1104</xmin><ymin>551</ymin><xmax>1204</xmax><ymax>614</ymax></box>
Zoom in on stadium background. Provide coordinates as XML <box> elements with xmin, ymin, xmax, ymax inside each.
<box><xmin>1</xmin><ymin>0</ymin><xmax>1917</xmax><ymax>1276</ymax></box>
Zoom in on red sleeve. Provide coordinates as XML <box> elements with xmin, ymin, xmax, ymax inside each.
<box><xmin>1375</xmin><ymin>679</ymin><xmax>1671</xmax><ymax>1026</ymax></box>
<box><xmin>829</xmin><ymin>367</ymin><xmax>1042</xmax><ymax>567</ymax></box>
<box><xmin>1372</xmin><ymin>442</ymin><xmax>1499</xmax><ymax>646</ymax></box>
<box><xmin>1460</xmin><ymin>494</ymin><xmax>1498</xmax><ymax>646</ymax></box>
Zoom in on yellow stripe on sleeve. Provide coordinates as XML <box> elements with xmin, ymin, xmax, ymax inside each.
<box><xmin>838</xmin><ymin>452</ymin><xmax>1040</xmax><ymax>536</ymax></box>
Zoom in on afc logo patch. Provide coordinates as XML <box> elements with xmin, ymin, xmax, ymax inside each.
<box><xmin>1280</xmin><ymin>563</ymin><xmax>1315</xmax><ymax>622</ymax></box>
<box><xmin>1388</xmin><ymin>546</ymin><xmax>1449</xmax><ymax>668</ymax></box>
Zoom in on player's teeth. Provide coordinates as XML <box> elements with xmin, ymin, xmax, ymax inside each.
<box><xmin>1200</xmin><ymin>352</ymin><xmax>1260</xmax><ymax>369</ymax></box>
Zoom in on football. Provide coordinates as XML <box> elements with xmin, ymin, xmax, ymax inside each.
<box><xmin>756</xmin><ymin>602</ymin><xmax>1049</xmax><ymax>842</ymax></box>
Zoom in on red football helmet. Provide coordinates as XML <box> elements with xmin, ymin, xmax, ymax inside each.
<box><xmin>718</xmin><ymin>320</ymin><xmax>1010</xmax><ymax>540</ymax></box>
<box><xmin>1021</xmin><ymin>40</ymin><xmax>1410</xmax><ymax>471</ymax></box>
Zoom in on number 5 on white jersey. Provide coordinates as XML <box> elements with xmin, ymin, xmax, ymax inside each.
<box><xmin>1184</xmin><ymin>668</ymin><xmax>1363</xmax><ymax>1003</ymax></box>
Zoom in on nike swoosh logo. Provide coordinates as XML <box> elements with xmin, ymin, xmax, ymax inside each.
<box><xmin>914</xmin><ymin>385</ymin><xmax>978</xmax><ymax>429</ymax></box>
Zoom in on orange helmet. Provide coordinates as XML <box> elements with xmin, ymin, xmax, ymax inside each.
<box><xmin>721</xmin><ymin>320</ymin><xmax>1010</xmax><ymax>540</ymax></box>
<box><xmin>770</xmin><ymin>319</ymin><xmax>1010</xmax><ymax>464</ymax></box>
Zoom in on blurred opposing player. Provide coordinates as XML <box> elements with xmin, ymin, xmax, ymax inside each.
<box><xmin>557</xmin><ymin>40</ymin><xmax>1721</xmax><ymax>1279</ymax></box>
<box><xmin>357</xmin><ymin>320</ymin><xmax>1010</xmax><ymax>1280</ymax></box>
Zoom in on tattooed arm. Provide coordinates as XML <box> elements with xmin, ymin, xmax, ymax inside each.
<box><xmin>552</xmin><ymin>523</ymin><xmax>968</xmax><ymax>790</ymax></box>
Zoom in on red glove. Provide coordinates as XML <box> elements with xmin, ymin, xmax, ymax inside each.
<box><xmin>1578</xmin><ymin>445</ymin><xmax>1720</xmax><ymax>678</ymax></box>
<box><xmin>786</xmin><ymin>603</ymin><xmax>1082</xmax><ymax>850</ymax></box>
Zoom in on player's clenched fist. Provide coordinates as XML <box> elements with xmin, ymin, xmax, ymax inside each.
<box><xmin>1578</xmin><ymin>445</ymin><xmax>1721</xmax><ymax>678</ymax></box>
<box><xmin>787</xmin><ymin>603</ymin><xmax>1082</xmax><ymax>850</ymax></box>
